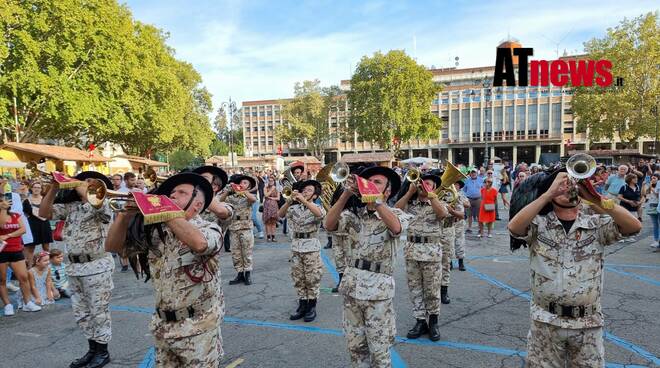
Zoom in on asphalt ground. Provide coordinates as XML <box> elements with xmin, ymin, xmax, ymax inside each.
<box><xmin>2</xmin><ymin>206</ymin><xmax>659</xmax><ymax>368</ymax></box>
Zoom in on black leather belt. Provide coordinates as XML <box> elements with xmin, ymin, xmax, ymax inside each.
<box><xmin>294</xmin><ymin>232</ymin><xmax>315</xmax><ymax>239</ymax></box>
<box><xmin>407</xmin><ymin>235</ymin><xmax>440</xmax><ymax>243</ymax></box>
<box><xmin>354</xmin><ymin>259</ymin><xmax>382</xmax><ymax>273</ymax></box>
<box><xmin>544</xmin><ymin>302</ymin><xmax>596</xmax><ymax>318</ymax></box>
<box><xmin>68</xmin><ymin>254</ymin><xmax>103</xmax><ymax>264</ymax></box>
<box><xmin>156</xmin><ymin>305</ymin><xmax>196</xmax><ymax>323</ymax></box>
<box><xmin>443</xmin><ymin>217</ymin><xmax>455</xmax><ymax>228</ymax></box>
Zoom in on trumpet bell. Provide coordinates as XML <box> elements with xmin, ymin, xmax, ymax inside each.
<box><xmin>440</xmin><ymin>162</ymin><xmax>467</xmax><ymax>189</ymax></box>
<box><xmin>566</xmin><ymin>153</ymin><xmax>597</xmax><ymax>180</ymax></box>
<box><xmin>282</xmin><ymin>186</ymin><xmax>293</xmax><ymax>199</ymax></box>
<box><xmin>405</xmin><ymin>168</ymin><xmax>421</xmax><ymax>183</ymax></box>
<box><xmin>330</xmin><ymin>162</ymin><xmax>350</xmax><ymax>183</ymax></box>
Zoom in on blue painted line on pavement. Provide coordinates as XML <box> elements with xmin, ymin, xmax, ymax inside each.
<box><xmin>467</xmin><ymin>255</ymin><xmax>660</xmax><ymax>270</ymax></box>
<box><xmin>320</xmin><ymin>248</ymin><xmax>340</xmax><ymax>283</ymax></box>
<box><xmin>224</xmin><ymin>316</ymin><xmax>343</xmax><ymax>336</ymax></box>
<box><xmin>138</xmin><ymin>347</ymin><xmax>155</xmax><ymax>368</ymax></box>
<box><xmin>605</xmin><ymin>267</ymin><xmax>660</xmax><ymax>287</ymax></box>
<box><xmin>390</xmin><ymin>349</ymin><xmax>408</xmax><ymax>368</ymax></box>
<box><xmin>395</xmin><ymin>336</ymin><xmax>526</xmax><ymax>357</ymax></box>
<box><xmin>465</xmin><ymin>265</ymin><xmax>660</xmax><ymax>366</ymax></box>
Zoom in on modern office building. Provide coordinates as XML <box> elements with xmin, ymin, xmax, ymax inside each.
<box><xmin>241</xmin><ymin>40</ymin><xmax>652</xmax><ymax>166</ymax></box>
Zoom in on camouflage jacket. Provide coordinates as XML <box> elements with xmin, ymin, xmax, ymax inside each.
<box><xmin>225</xmin><ymin>194</ymin><xmax>253</xmax><ymax>231</ymax></box>
<box><xmin>512</xmin><ymin>210</ymin><xmax>623</xmax><ymax>328</ymax></box>
<box><xmin>327</xmin><ymin>209</ymin><xmax>359</xmax><ymax>252</ymax></box>
<box><xmin>200</xmin><ymin>193</ymin><xmax>233</xmax><ymax>233</ymax></box>
<box><xmin>148</xmin><ymin>215</ymin><xmax>224</xmax><ymax>339</ymax></box>
<box><xmin>286</xmin><ymin>202</ymin><xmax>326</xmax><ymax>253</ymax></box>
<box><xmin>338</xmin><ymin>206</ymin><xmax>411</xmax><ymax>301</ymax></box>
<box><xmin>52</xmin><ymin>200</ymin><xmax>114</xmax><ymax>277</ymax></box>
<box><xmin>403</xmin><ymin>200</ymin><xmax>444</xmax><ymax>262</ymax></box>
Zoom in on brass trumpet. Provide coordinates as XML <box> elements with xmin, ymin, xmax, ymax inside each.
<box><xmin>566</xmin><ymin>153</ymin><xmax>597</xmax><ymax>205</ymax></box>
<box><xmin>434</xmin><ymin>162</ymin><xmax>467</xmax><ymax>205</ymax></box>
<box><xmin>405</xmin><ymin>168</ymin><xmax>421</xmax><ymax>183</ymax></box>
<box><xmin>86</xmin><ymin>179</ymin><xmax>135</xmax><ymax>211</ymax></box>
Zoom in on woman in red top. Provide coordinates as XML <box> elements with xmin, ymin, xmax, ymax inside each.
<box><xmin>0</xmin><ymin>194</ymin><xmax>41</xmax><ymax>316</ymax></box>
<box><xmin>478</xmin><ymin>178</ymin><xmax>498</xmax><ymax>238</ymax></box>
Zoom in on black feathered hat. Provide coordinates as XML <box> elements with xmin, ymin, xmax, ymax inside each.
<box><xmin>192</xmin><ymin>166</ymin><xmax>228</xmax><ymax>189</ymax></box>
<box><xmin>229</xmin><ymin>174</ymin><xmax>256</xmax><ymax>190</ymax></box>
<box><xmin>359</xmin><ymin>166</ymin><xmax>401</xmax><ymax>201</ymax></box>
<box><xmin>75</xmin><ymin>171</ymin><xmax>112</xmax><ymax>190</ymax></box>
<box><xmin>155</xmin><ymin>173</ymin><xmax>213</xmax><ymax>211</ymax></box>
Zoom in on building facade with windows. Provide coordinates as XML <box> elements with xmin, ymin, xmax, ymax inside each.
<box><xmin>241</xmin><ymin>41</ymin><xmax>651</xmax><ymax>166</ymax></box>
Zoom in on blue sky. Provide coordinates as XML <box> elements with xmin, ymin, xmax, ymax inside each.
<box><xmin>123</xmin><ymin>0</ymin><xmax>657</xmax><ymax>112</ymax></box>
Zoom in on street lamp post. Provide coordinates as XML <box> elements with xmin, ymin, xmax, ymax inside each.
<box><xmin>483</xmin><ymin>80</ymin><xmax>492</xmax><ymax>168</ymax></box>
<box><xmin>221</xmin><ymin>98</ymin><xmax>238</xmax><ymax>168</ymax></box>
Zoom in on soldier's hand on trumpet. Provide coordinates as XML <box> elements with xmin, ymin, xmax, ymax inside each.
<box><xmin>291</xmin><ymin>190</ymin><xmax>305</xmax><ymax>203</ymax></box>
<box><xmin>407</xmin><ymin>181</ymin><xmax>420</xmax><ymax>195</ymax></box>
<box><xmin>344</xmin><ymin>175</ymin><xmax>359</xmax><ymax>196</ymax></box>
<box><xmin>542</xmin><ymin>172</ymin><xmax>571</xmax><ymax>201</ymax></box>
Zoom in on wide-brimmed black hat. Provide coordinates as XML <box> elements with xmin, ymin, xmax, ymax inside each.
<box><xmin>192</xmin><ymin>166</ymin><xmax>228</xmax><ymax>188</ymax></box>
<box><xmin>289</xmin><ymin>161</ymin><xmax>305</xmax><ymax>173</ymax></box>
<box><xmin>75</xmin><ymin>171</ymin><xmax>112</xmax><ymax>189</ymax></box>
<box><xmin>359</xmin><ymin>166</ymin><xmax>401</xmax><ymax>200</ymax></box>
<box><xmin>297</xmin><ymin>179</ymin><xmax>322</xmax><ymax>196</ymax></box>
<box><xmin>156</xmin><ymin>173</ymin><xmax>213</xmax><ymax>211</ymax></box>
<box><xmin>229</xmin><ymin>174</ymin><xmax>256</xmax><ymax>190</ymax></box>
<box><xmin>421</xmin><ymin>174</ymin><xmax>442</xmax><ymax>189</ymax></box>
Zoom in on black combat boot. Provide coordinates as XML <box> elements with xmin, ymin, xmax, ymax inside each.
<box><xmin>428</xmin><ymin>314</ymin><xmax>441</xmax><ymax>341</ymax></box>
<box><xmin>69</xmin><ymin>340</ymin><xmax>96</xmax><ymax>368</ymax></box>
<box><xmin>441</xmin><ymin>286</ymin><xmax>450</xmax><ymax>304</ymax></box>
<box><xmin>86</xmin><ymin>342</ymin><xmax>110</xmax><ymax>368</ymax></box>
<box><xmin>303</xmin><ymin>299</ymin><xmax>317</xmax><ymax>322</ymax></box>
<box><xmin>406</xmin><ymin>319</ymin><xmax>429</xmax><ymax>339</ymax></box>
<box><xmin>244</xmin><ymin>271</ymin><xmax>252</xmax><ymax>285</ymax></box>
<box><xmin>290</xmin><ymin>299</ymin><xmax>307</xmax><ymax>320</ymax></box>
<box><xmin>229</xmin><ymin>272</ymin><xmax>244</xmax><ymax>285</ymax></box>
<box><xmin>332</xmin><ymin>273</ymin><xmax>343</xmax><ymax>293</ymax></box>
<box><xmin>458</xmin><ymin>258</ymin><xmax>466</xmax><ymax>271</ymax></box>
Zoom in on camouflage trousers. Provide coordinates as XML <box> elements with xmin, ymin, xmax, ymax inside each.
<box><xmin>526</xmin><ymin>320</ymin><xmax>604</xmax><ymax>368</ymax></box>
<box><xmin>405</xmin><ymin>259</ymin><xmax>442</xmax><ymax>319</ymax></box>
<box><xmin>453</xmin><ymin>219</ymin><xmax>466</xmax><ymax>259</ymax></box>
<box><xmin>291</xmin><ymin>251</ymin><xmax>322</xmax><ymax>300</ymax></box>
<box><xmin>69</xmin><ymin>271</ymin><xmax>114</xmax><ymax>344</ymax></box>
<box><xmin>343</xmin><ymin>296</ymin><xmax>396</xmax><ymax>368</ymax></box>
<box><xmin>441</xmin><ymin>228</ymin><xmax>455</xmax><ymax>287</ymax></box>
<box><xmin>332</xmin><ymin>234</ymin><xmax>350</xmax><ymax>273</ymax></box>
<box><xmin>155</xmin><ymin>326</ymin><xmax>224</xmax><ymax>368</ymax></box>
<box><xmin>230</xmin><ymin>229</ymin><xmax>254</xmax><ymax>272</ymax></box>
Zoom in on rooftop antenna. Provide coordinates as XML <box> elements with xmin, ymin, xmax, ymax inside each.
<box><xmin>540</xmin><ymin>28</ymin><xmax>573</xmax><ymax>58</ymax></box>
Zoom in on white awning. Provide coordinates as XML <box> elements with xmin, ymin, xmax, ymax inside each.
<box><xmin>0</xmin><ymin>160</ymin><xmax>26</xmax><ymax>168</ymax></box>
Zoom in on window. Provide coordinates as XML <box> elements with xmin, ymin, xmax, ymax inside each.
<box><xmin>564</xmin><ymin>108</ymin><xmax>573</xmax><ymax>115</ymax></box>
<box><xmin>260</xmin><ymin>126</ymin><xmax>265</xmax><ymax>131</ymax></box>
<box><xmin>564</xmin><ymin>127</ymin><xmax>574</xmax><ymax>133</ymax></box>
<box><xmin>472</xmin><ymin>108</ymin><xmax>481</xmax><ymax>134</ymax></box>
<box><xmin>441</xmin><ymin>129</ymin><xmax>449</xmax><ymax>139</ymax></box>
<box><xmin>252</xmin><ymin>111</ymin><xmax>257</xmax><ymax>117</ymax></box>
<box><xmin>516</xmin><ymin>105</ymin><xmax>526</xmax><ymax>131</ymax></box>
<box><xmin>450</xmin><ymin>110</ymin><xmax>459</xmax><ymax>140</ymax></box>
<box><xmin>493</xmin><ymin>107</ymin><xmax>503</xmax><ymax>132</ymax></box>
<box><xmin>506</xmin><ymin>106</ymin><xmax>514</xmax><ymax>132</ymax></box>
<box><xmin>253</xmin><ymin>127</ymin><xmax>258</xmax><ymax>132</ymax></box>
<box><xmin>267</xmin><ymin>110</ymin><xmax>272</xmax><ymax>116</ymax></box>
<box><xmin>540</xmin><ymin>104</ymin><xmax>550</xmax><ymax>131</ymax></box>
<box><xmin>552</xmin><ymin>103</ymin><xmax>561</xmax><ymax>136</ymax></box>
<box><xmin>528</xmin><ymin>105</ymin><xmax>538</xmax><ymax>130</ymax></box>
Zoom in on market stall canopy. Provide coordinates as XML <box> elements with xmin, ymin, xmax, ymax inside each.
<box><xmin>0</xmin><ymin>160</ymin><xmax>26</xmax><ymax>168</ymax></box>
<box><xmin>341</xmin><ymin>152</ymin><xmax>394</xmax><ymax>165</ymax></box>
<box><xmin>401</xmin><ymin>157</ymin><xmax>439</xmax><ymax>165</ymax></box>
<box><xmin>2</xmin><ymin>142</ymin><xmax>110</xmax><ymax>162</ymax></box>
<box><xmin>114</xmin><ymin>155</ymin><xmax>168</xmax><ymax>167</ymax></box>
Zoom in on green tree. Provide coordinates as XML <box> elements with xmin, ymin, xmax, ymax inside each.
<box><xmin>347</xmin><ymin>50</ymin><xmax>441</xmax><ymax>157</ymax></box>
<box><xmin>275</xmin><ymin>80</ymin><xmax>341</xmax><ymax>162</ymax></box>
<box><xmin>168</xmin><ymin>150</ymin><xmax>203</xmax><ymax>171</ymax></box>
<box><xmin>0</xmin><ymin>0</ymin><xmax>214</xmax><ymax>157</ymax></box>
<box><xmin>572</xmin><ymin>12</ymin><xmax>659</xmax><ymax>144</ymax></box>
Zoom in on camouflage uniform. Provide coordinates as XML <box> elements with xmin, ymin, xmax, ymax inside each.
<box><xmin>403</xmin><ymin>200</ymin><xmax>443</xmax><ymax>319</ymax></box>
<box><xmin>52</xmin><ymin>201</ymin><xmax>114</xmax><ymax>344</ymax></box>
<box><xmin>338</xmin><ymin>206</ymin><xmax>411</xmax><ymax>368</ymax></box>
<box><xmin>225</xmin><ymin>194</ymin><xmax>254</xmax><ymax>272</ymax></box>
<box><xmin>453</xmin><ymin>192</ymin><xmax>468</xmax><ymax>260</ymax></box>
<box><xmin>441</xmin><ymin>199</ymin><xmax>464</xmax><ymax>286</ymax></box>
<box><xmin>148</xmin><ymin>215</ymin><xmax>224</xmax><ymax>367</ymax></box>
<box><xmin>286</xmin><ymin>202</ymin><xmax>326</xmax><ymax>299</ymax></box>
<box><xmin>330</xmin><ymin>209</ymin><xmax>358</xmax><ymax>274</ymax></box>
<box><xmin>511</xmin><ymin>211</ymin><xmax>623</xmax><ymax>368</ymax></box>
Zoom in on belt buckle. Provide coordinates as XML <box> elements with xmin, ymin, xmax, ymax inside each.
<box><xmin>363</xmin><ymin>260</ymin><xmax>371</xmax><ymax>270</ymax></box>
<box><xmin>548</xmin><ymin>302</ymin><xmax>556</xmax><ymax>315</ymax></box>
<box><xmin>164</xmin><ymin>310</ymin><xmax>177</xmax><ymax>322</ymax></box>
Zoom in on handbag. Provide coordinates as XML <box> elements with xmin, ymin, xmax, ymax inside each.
<box><xmin>53</xmin><ymin>220</ymin><xmax>65</xmax><ymax>241</ymax></box>
<box><xmin>484</xmin><ymin>203</ymin><xmax>496</xmax><ymax>212</ymax></box>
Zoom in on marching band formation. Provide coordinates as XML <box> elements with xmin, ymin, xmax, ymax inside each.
<box><xmin>32</xmin><ymin>154</ymin><xmax>643</xmax><ymax>368</ymax></box>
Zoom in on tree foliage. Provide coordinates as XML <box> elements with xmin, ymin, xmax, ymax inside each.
<box><xmin>572</xmin><ymin>12</ymin><xmax>659</xmax><ymax>144</ymax></box>
<box><xmin>275</xmin><ymin>80</ymin><xmax>341</xmax><ymax>162</ymax></box>
<box><xmin>347</xmin><ymin>50</ymin><xmax>442</xmax><ymax>156</ymax></box>
<box><xmin>0</xmin><ymin>0</ymin><xmax>214</xmax><ymax>157</ymax></box>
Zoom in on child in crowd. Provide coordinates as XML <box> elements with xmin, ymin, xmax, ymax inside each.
<box><xmin>18</xmin><ymin>251</ymin><xmax>57</xmax><ymax>307</ymax></box>
<box><xmin>49</xmin><ymin>249</ymin><xmax>70</xmax><ymax>298</ymax></box>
